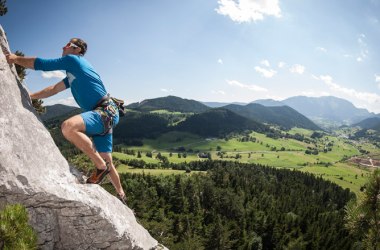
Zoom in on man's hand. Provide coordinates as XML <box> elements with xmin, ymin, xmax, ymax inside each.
<box><xmin>5</xmin><ymin>53</ymin><xmax>18</xmax><ymax>64</ymax></box>
<box><xmin>4</xmin><ymin>53</ymin><xmax>35</xmax><ymax>69</ymax></box>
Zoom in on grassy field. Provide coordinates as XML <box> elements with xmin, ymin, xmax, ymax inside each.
<box><xmin>117</xmin><ymin>164</ymin><xmax>203</xmax><ymax>176</ymax></box>
<box><xmin>299</xmin><ymin>163</ymin><xmax>371</xmax><ymax>195</ymax></box>
<box><xmin>113</xmin><ymin>129</ymin><xmax>380</xmax><ymax>196</ymax></box>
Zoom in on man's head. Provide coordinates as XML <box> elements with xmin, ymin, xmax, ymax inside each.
<box><xmin>62</xmin><ymin>38</ymin><xmax>87</xmax><ymax>56</ymax></box>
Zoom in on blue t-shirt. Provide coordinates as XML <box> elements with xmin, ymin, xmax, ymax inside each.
<box><xmin>34</xmin><ymin>55</ymin><xmax>107</xmax><ymax>111</ymax></box>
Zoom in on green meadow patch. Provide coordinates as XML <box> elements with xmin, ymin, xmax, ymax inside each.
<box><xmin>113</xmin><ymin>129</ymin><xmax>380</xmax><ymax>196</ymax></box>
<box><xmin>300</xmin><ymin>163</ymin><xmax>371</xmax><ymax>195</ymax></box>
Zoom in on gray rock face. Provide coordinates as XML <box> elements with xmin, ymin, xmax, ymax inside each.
<box><xmin>0</xmin><ymin>25</ymin><xmax>165</xmax><ymax>250</ymax></box>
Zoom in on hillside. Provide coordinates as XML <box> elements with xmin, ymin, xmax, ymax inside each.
<box><xmin>175</xmin><ymin>108</ymin><xmax>268</xmax><ymax>137</ymax></box>
<box><xmin>127</xmin><ymin>95</ymin><xmax>210</xmax><ymax>113</ymax></box>
<box><xmin>113</xmin><ymin>112</ymin><xmax>169</xmax><ymax>142</ymax></box>
<box><xmin>354</xmin><ymin>117</ymin><xmax>380</xmax><ymax>131</ymax></box>
<box><xmin>42</xmin><ymin>107</ymin><xmax>82</xmax><ymax>129</ymax></box>
<box><xmin>283</xmin><ymin>96</ymin><xmax>372</xmax><ymax>124</ymax></box>
<box><xmin>224</xmin><ymin>103</ymin><xmax>320</xmax><ymax>130</ymax></box>
<box><xmin>41</xmin><ymin>104</ymin><xmax>80</xmax><ymax>121</ymax></box>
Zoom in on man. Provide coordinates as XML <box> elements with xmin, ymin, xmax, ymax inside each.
<box><xmin>6</xmin><ymin>38</ymin><xmax>126</xmax><ymax>204</ymax></box>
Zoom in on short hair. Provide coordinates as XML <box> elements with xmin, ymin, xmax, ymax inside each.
<box><xmin>71</xmin><ymin>38</ymin><xmax>87</xmax><ymax>56</ymax></box>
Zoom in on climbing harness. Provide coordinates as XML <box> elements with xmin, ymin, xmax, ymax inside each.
<box><xmin>94</xmin><ymin>94</ymin><xmax>126</xmax><ymax>135</ymax></box>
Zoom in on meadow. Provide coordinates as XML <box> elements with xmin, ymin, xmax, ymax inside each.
<box><xmin>113</xmin><ymin>128</ymin><xmax>379</xmax><ymax>196</ymax></box>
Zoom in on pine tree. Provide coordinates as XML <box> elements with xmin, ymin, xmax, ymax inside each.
<box><xmin>14</xmin><ymin>51</ymin><xmax>27</xmax><ymax>81</ymax></box>
<box><xmin>0</xmin><ymin>0</ymin><xmax>7</xmax><ymax>16</ymax></box>
<box><xmin>32</xmin><ymin>99</ymin><xmax>46</xmax><ymax>115</ymax></box>
<box><xmin>205</xmin><ymin>215</ymin><xmax>231</xmax><ymax>250</ymax></box>
<box><xmin>345</xmin><ymin>169</ymin><xmax>380</xmax><ymax>249</ymax></box>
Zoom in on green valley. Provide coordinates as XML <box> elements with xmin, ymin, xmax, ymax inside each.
<box><xmin>40</xmin><ymin>96</ymin><xmax>380</xmax><ymax>249</ymax></box>
<box><xmin>111</xmin><ymin>128</ymin><xmax>379</xmax><ymax>196</ymax></box>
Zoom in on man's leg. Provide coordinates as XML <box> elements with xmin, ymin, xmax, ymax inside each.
<box><xmin>99</xmin><ymin>152</ymin><xmax>125</xmax><ymax>197</ymax></box>
<box><xmin>61</xmin><ymin>115</ymin><xmax>106</xmax><ymax>170</ymax></box>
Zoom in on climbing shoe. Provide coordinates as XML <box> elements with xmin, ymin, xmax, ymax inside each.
<box><xmin>117</xmin><ymin>193</ymin><xmax>127</xmax><ymax>205</ymax></box>
<box><xmin>86</xmin><ymin>163</ymin><xmax>110</xmax><ymax>184</ymax></box>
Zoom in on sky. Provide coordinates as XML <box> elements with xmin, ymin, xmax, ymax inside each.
<box><xmin>1</xmin><ymin>0</ymin><xmax>380</xmax><ymax>113</ymax></box>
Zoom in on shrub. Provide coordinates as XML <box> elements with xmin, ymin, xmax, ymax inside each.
<box><xmin>0</xmin><ymin>204</ymin><xmax>37</xmax><ymax>250</ymax></box>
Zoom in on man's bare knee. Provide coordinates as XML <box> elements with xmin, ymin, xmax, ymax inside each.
<box><xmin>61</xmin><ymin>116</ymin><xmax>84</xmax><ymax>139</ymax></box>
<box><xmin>61</xmin><ymin>120</ymin><xmax>72</xmax><ymax>139</ymax></box>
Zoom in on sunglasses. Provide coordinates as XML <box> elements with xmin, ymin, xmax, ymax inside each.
<box><xmin>65</xmin><ymin>42</ymin><xmax>79</xmax><ymax>49</ymax></box>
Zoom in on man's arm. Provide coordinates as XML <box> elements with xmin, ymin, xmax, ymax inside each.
<box><xmin>30</xmin><ymin>81</ymin><xmax>67</xmax><ymax>100</ymax></box>
<box><xmin>6</xmin><ymin>53</ymin><xmax>35</xmax><ymax>69</ymax></box>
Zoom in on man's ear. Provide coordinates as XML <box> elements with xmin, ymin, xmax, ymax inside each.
<box><xmin>76</xmin><ymin>47</ymin><xmax>82</xmax><ymax>55</ymax></box>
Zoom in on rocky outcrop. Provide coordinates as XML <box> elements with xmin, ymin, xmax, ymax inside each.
<box><xmin>0</xmin><ymin>25</ymin><xmax>164</xmax><ymax>250</ymax></box>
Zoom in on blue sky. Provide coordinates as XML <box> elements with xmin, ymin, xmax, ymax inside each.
<box><xmin>2</xmin><ymin>0</ymin><xmax>380</xmax><ymax>113</ymax></box>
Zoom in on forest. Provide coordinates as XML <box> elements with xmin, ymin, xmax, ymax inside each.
<box><xmin>104</xmin><ymin>161</ymin><xmax>355</xmax><ymax>249</ymax></box>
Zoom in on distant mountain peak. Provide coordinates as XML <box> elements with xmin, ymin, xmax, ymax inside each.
<box><xmin>282</xmin><ymin>96</ymin><xmax>373</xmax><ymax>125</ymax></box>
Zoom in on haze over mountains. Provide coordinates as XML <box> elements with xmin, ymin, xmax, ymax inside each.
<box><xmin>252</xmin><ymin>96</ymin><xmax>377</xmax><ymax>126</ymax></box>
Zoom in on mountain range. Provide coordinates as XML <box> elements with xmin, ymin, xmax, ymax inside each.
<box><xmin>125</xmin><ymin>96</ymin><xmax>320</xmax><ymax>130</ymax></box>
<box><xmin>41</xmin><ymin>95</ymin><xmax>379</xmax><ymax>137</ymax></box>
<box><xmin>252</xmin><ymin>96</ymin><xmax>377</xmax><ymax>126</ymax></box>
<box><xmin>40</xmin><ymin>104</ymin><xmax>79</xmax><ymax>121</ymax></box>
<box><xmin>223</xmin><ymin>103</ymin><xmax>320</xmax><ymax>130</ymax></box>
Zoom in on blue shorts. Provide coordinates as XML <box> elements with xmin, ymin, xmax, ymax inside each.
<box><xmin>80</xmin><ymin>111</ymin><xmax>119</xmax><ymax>153</ymax></box>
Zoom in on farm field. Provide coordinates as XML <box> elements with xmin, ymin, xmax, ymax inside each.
<box><xmin>113</xmin><ymin>129</ymin><xmax>380</xmax><ymax>196</ymax></box>
<box><xmin>299</xmin><ymin>162</ymin><xmax>370</xmax><ymax>195</ymax></box>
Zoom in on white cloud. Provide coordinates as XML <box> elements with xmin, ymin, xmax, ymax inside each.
<box><xmin>45</xmin><ymin>97</ymin><xmax>78</xmax><ymax>107</ymax></box>
<box><xmin>215</xmin><ymin>0</ymin><xmax>281</xmax><ymax>23</ymax></box>
<box><xmin>278</xmin><ymin>61</ymin><xmax>285</xmax><ymax>68</ymax></box>
<box><xmin>357</xmin><ymin>34</ymin><xmax>369</xmax><ymax>62</ymax></box>
<box><xmin>375</xmin><ymin>74</ymin><xmax>380</xmax><ymax>82</ymax></box>
<box><xmin>317</xmin><ymin>74</ymin><xmax>380</xmax><ymax>106</ymax></box>
<box><xmin>218</xmin><ymin>58</ymin><xmax>223</xmax><ymax>64</ymax></box>
<box><xmin>342</xmin><ymin>34</ymin><xmax>369</xmax><ymax>62</ymax></box>
<box><xmin>212</xmin><ymin>90</ymin><xmax>226</xmax><ymax>95</ymax></box>
<box><xmin>254</xmin><ymin>66</ymin><xmax>277</xmax><ymax>78</ymax></box>
<box><xmin>160</xmin><ymin>88</ymin><xmax>173</xmax><ymax>92</ymax></box>
<box><xmin>289</xmin><ymin>64</ymin><xmax>305</xmax><ymax>74</ymax></box>
<box><xmin>316</xmin><ymin>47</ymin><xmax>327</xmax><ymax>53</ymax></box>
<box><xmin>227</xmin><ymin>79</ymin><xmax>268</xmax><ymax>92</ymax></box>
<box><xmin>376</xmin><ymin>74</ymin><xmax>380</xmax><ymax>88</ymax></box>
<box><xmin>41</xmin><ymin>71</ymin><xmax>66</xmax><ymax>79</ymax></box>
<box><xmin>260</xmin><ymin>59</ymin><xmax>270</xmax><ymax>67</ymax></box>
